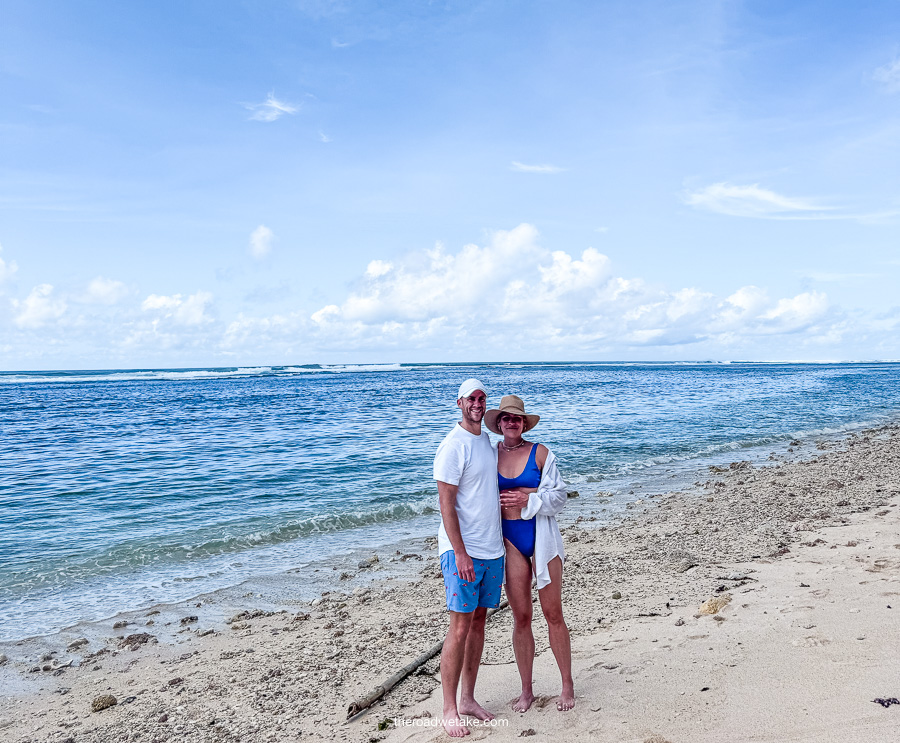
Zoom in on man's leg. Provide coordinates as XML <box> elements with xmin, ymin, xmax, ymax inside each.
<box><xmin>458</xmin><ymin>606</ymin><xmax>495</xmax><ymax>721</ymax></box>
<box><xmin>441</xmin><ymin>610</ymin><xmax>474</xmax><ymax>737</ymax></box>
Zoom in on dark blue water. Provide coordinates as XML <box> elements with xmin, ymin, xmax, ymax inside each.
<box><xmin>1</xmin><ymin>362</ymin><xmax>898</xmax><ymax>640</ymax></box>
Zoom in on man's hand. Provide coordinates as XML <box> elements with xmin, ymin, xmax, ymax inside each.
<box><xmin>455</xmin><ymin>551</ymin><xmax>475</xmax><ymax>583</ymax></box>
<box><xmin>437</xmin><ymin>480</ymin><xmax>476</xmax><ymax>579</ymax></box>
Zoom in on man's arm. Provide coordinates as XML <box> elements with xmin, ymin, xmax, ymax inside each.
<box><xmin>437</xmin><ymin>480</ymin><xmax>475</xmax><ymax>582</ymax></box>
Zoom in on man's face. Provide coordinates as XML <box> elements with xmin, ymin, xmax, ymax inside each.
<box><xmin>457</xmin><ymin>391</ymin><xmax>487</xmax><ymax>424</ymax></box>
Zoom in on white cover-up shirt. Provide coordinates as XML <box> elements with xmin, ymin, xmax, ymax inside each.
<box><xmin>504</xmin><ymin>444</ymin><xmax>568</xmax><ymax>589</ymax></box>
<box><xmin>434</xmin><ymin>423</ymin><xmax>504</xmax><ymax>560</ymax></box>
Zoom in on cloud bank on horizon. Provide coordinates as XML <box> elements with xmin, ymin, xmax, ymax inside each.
<box><xmin>1</xmin><ymin>0</ymin><xmax>899</xmax><ymax>368</ymax></box>
<box><xmin>304</xmin><ymin>223</ymin><xmax>832</xmax><ymax>349</ymax></box>
<box><xmin>3</xmin><ymin>223</ymin><xmax>895</xmax><ymax>368</ymax></box>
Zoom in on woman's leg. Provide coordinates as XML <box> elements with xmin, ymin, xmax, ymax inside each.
<box><xmin>504</xmin><ymin>538</ymin><xmax>536</xmax><ymax>712</ymax></box>
<box><xmin>537</xmin><ymin>556</ymin><xmax>575</xmax><ymax>711</ymax></box>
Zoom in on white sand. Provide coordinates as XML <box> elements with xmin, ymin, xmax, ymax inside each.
<box><xmin>385</xmin><ymin>495</ymin><xmax>900</xmax><ymax>742</ymax></box>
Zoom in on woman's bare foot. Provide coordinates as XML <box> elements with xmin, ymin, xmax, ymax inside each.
<box><xmin>511</xmin><ymin>690</ymin><xmax>535</xmax><ymax>713</ymax></box>
<box><xmin>458</xmin><ymin>699</ymin><xmax>495</xmax><ymax>721</ymax></box>
<box><xmin>441</xmin><ymin>710</ymin><xmax>470</xmax><ymax>737</ymax></box>
<box><xmin>556</xmin><ymin>687</ymin><xmax>576</xmax><ymax>712</ymax></box>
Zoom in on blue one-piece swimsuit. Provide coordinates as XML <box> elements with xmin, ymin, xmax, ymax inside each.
<box><xmin>499</xmin><ymin>444</ymin><xmax>540</xmax><ymax>558</ymax></box>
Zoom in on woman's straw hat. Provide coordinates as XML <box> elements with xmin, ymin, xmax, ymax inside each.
<box><xmin>484</xmin><ymin>395</ymin><xmax>540</xmax><ymax>435</ymax></box>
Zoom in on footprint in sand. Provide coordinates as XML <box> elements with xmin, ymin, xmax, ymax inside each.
<box><xmin>865</xmin><ymin>559</ymin><xmax>899</xmax><ymax>573</ymax></box>
<box><xmin>527</xmin><ymin>695</ymin><xmax>556</xmax><ymax>710</ymax></box>
<box><xmin>792</xmin><ymin>635</ymin><xmax>831</xmax><ymax>647</ymax></box>
<box><xmin>586</xmin><ymin>660</ymin><xmax>620</xmax><ymax>671</ymax></box>
<box><xmin>779</xmin><ymin>605</ymin><xmax>815</xmax><ymax>614</ymax></box>
<box><xmin>617</xmin><ymin>665</ymin><xmax>644</xmax><ymax>676</ymax></box>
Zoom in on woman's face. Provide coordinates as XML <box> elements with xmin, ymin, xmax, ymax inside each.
<box><xmin>499</xmin><ymin>413</ymin><xmax>525</xmax><ymax>435</ymax></box>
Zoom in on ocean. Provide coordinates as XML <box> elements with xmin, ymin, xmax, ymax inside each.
<box><xmin>2</xmin><ymin>361</ymin><xmax>899</xmax><ymax>642</ymax></box>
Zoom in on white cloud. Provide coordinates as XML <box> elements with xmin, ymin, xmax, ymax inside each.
<box><xmin>365</xmin><ymin>260</ymin><xmax>392</xmax><ymax>278</ymax></box>
<box><xmin>309</xmin><ymin>304</ymin><xmax>339</xmax><ymax>325</ymax></box>
<box><xmin>685</xmin><ymin>184</ymin><xmax>897</xmax><ymax>222</ymax></box>
<box><xmin>763</xmin><ymin>292</ymin><xmax>829</xmax><ymax>329</ymax></box>
<box><xmin>13</xmin><ymin>284</ymin><xmax>66</xmax><ymax>328</ymax></box>
<box><xmin>83</xmin><ymin>276</ymin><xmax>128</xmax><ymax>304</ymax></box>
<box><xmin>319</xmin><ymin>131</ymin><xmax>332</xmax><ymax>143</ymax></box>
<box><xmin>685</xmin><ymin>183</ymin><xmax>835</xmax><ymax>219</ymax></box>
<box><xmin>873</xmin><ymin>58</ymin><xmax>900</xmax><ymax>93</ymax></box>
<box><xmin>244</xmin><ymin>93</ymin><xmax>299</xmax><ymax>122</ymax></box>
<box><xmin>711</xmin><ymin>287</ymin><xmax>828</xmax><ymax>336</ymax></box>
<box><xmin>327</xmin><ymin>224</ymin><xmax>543</xmax><ymax>325</ymax></box>
<box><xmin>666</xmin><ymin>287</ymin><xmax>715</xmax><ymax>322</ymax></box>
<box><xmin>721</xmin><ymin>285</ymin><xmax>769</xmax><ymax>317</ymax></box>
<box><xmin>249</xmin><ymin>225</ymin><xmax>275</xmax><ymax>259</ymax></box>
<box><xmin>177</xmin><ymin>292</ymin><xmax>215</xmax><ymax>325</ymax></box>
<box><xmin>306</xmin><ymin>224</ymin><xmax>831</xmax><ymax>352</ymax></box>
<box><xmin>510</xmin><ymin>161</ymin><xmax>566</xmax><ymax>174</ymax></box>
<box><xmin>0</xmin><ymin>243</ymin><xmax>18</xmax><ymax>283</ymax></box>
<box><xmin>142</xmin><ymin>294</ymin><xmax>182</xmax><ymax>312</ymax></box>
<box><xmin>539</xmin><ymin>248</ymin><xmax>610</xmax><ymax>292</ymax></box>
<box><xmin>141</xmin><ymin>291</ymin><xmax>213</xmax><ymax>325</ymax></box>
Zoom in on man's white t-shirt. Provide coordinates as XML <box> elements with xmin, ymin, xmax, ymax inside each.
<box><xmin>434</xmin><ymin>423</ymin><xmax>504</xmax><ymax>560</ymax></box>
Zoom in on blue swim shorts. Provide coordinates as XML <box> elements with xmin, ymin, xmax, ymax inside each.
<box><xmin>440</xmin><ymin>551</ymin><xmax>505</xmax><ymax>613</ymax></box>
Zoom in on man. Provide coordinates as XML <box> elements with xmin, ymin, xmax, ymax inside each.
<box><xmin>434</xmin><ymin>378</ymin><xmax>505</xmax><ymax>737</ymax></box>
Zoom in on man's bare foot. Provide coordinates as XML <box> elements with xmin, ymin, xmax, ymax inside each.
<box><xmin>511</xmin><ymin>690</ymin><xmax>535</xmax><ymax>713</ymax></box>
<box><xmin>556</xmin><ymin>687</ymin><xmax>576</xmax><ymax>712</ymax></box>
<box><xmin>458</xmin><ymin>699</ymin><xmax>495</xmax><ymax>721</ymax></box>
<box><xmin>441</xmin><ymin>710</ymin><xmax>470</xmax><ymax>738</ymax></box>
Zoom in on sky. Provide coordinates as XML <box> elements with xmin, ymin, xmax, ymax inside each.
<box><xmin>1</xmin><ymin>0</ymin><xmax>899</xmax><ymax>370</ymax></box>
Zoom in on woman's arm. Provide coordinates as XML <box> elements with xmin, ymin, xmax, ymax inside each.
<box><xmin>520</xmin><ymin>448</ymin><xmax>567</xmax><ymax>520</ymax></box>
<box><xmin>499</xmin><ymin>487</ymin><xmax>536</xmax><ymax>520</ymax></box>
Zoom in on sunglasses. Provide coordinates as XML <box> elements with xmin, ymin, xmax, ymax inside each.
<box><xmin>499</xmin><ymin>414</ymin><xmax>524</xmax><ymax>424</ymax></box>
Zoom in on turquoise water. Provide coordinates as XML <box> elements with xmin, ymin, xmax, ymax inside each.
<box><xmin>1</xmin><ymin>361</ymin><xmax>899</xmax><ymax>640</ymax></box>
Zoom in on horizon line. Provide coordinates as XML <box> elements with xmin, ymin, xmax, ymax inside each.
<box><xmin>3</xmin><ymin>359</ymin><xmax>900</xmax><ymax>375</ymax></box>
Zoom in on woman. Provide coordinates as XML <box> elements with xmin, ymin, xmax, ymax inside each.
<box><xmin>485</xmin><ymin>395</ymin><xmax>575</xmax><ymax>713</ymax></box>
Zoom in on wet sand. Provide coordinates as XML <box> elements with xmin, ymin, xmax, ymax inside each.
<box><xmin>1</xmin><ymin>425</ymin><xmax>898</xmax><ymax>743</ymax></box>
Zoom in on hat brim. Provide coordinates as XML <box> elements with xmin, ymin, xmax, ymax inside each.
<box><xmin>485</xmin><ymin>409</ymin><xmax>540</xmax><ymax>436</ymax></box>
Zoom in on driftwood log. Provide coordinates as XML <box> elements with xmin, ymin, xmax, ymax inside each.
<box><xmin>346</xmin><ymin>600</ymin><xmax>509</xmax><ymax>721</ymax></box>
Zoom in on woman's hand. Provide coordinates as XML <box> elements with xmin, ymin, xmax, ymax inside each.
<box><xmin>500</xmin><ymin>489</ymin><xmax>531</xmax><ymax>520</ymax></box>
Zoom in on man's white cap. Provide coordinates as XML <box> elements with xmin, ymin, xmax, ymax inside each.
<box><xmin>457</xmin><ymin>378</ymin><xmax>487</xmax><ymax>400</ymax></box>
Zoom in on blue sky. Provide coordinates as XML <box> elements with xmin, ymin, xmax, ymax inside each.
<box><xmin>1</xmin><ymin>0</ymin><xmax>899</xmax><ymax>369</ymax></box>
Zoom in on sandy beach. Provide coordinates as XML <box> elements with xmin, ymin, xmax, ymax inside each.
<box><xmin>2</xmin><ymin>424</ymin><xmax>898</xmax><ymax>743</ymax></box>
